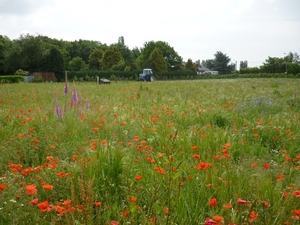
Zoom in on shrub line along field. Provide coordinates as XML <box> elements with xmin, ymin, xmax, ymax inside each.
<box><xmin>0</xmin><ymin>79</ymin><xmax>299</xmax><ymax>225</ymax></box>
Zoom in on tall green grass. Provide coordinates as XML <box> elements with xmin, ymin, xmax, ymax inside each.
<box><xmin>0</xmin><ymin>79</ymin><xmax>299</xmax><ymax>224</ymax></box>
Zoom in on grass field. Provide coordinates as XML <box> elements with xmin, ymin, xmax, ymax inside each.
<box><xmin>0</xmin><ymin>79</ymin><xmax>300</xmax><ymax>225</ymax></box>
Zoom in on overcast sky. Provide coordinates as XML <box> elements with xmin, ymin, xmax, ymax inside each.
<box><xmin>0</xmin><ymin>0</ymin><xmax>299</xmax><ymax>67</ymax></box>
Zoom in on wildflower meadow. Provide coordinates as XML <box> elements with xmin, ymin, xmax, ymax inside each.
<box><xmin>0</xmin><ymin>78</ymin><xmax>299</xmax><ymax>225</ymax></box>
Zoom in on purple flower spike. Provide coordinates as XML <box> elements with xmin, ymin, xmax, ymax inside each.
<box><xmin>71</xmin><ymin>87</ymin><xmax>78</xmax><ymax>107</ymax></box>
<box><xmin>78</xmin><ymin>96</ymin><xmax>82</xmax><ymax>106</ymax></box>
<box><xmin>64</xmin><ymin>80</ymin><xmax>69</xmax><ymax>95</ymax></box>
<box><xmin>85</xmin><ymin>100</ymin><xmax>89</xmax><ymax>111</ymax></box>
<box><xmin>54</xmin><ymin>95</ymin><xmax>63</xmax><ymax>119</ymax></box>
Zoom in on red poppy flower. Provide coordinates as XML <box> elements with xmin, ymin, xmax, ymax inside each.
<box><xmin>135</xmin><ymin>175</ymin><xmax>142</xmax><ymax>181</ymax></box>
<box><xmin>204</xmin><ymin>218</ymin><xmax>217</xmax><ymax>225</ymax></box>
<box><xmin>263</xmin><ymin>163</ymin><xmax>271</xmax><ymax>169</ymax></box>
<box><xmin>237</xmin><ymin>198</ymin><xmax>248</xmax><ymax>205</ymax></box>
<box><xmin>37</xmin><ymin>201</ymin><xmax>51</xmax><ymax>212</ymax></box>
<box><xmin>223</xmin><ymin>203</ymin><xmax>233</xmax><ymax>209</ymax></box>
<box><xmin>293</xmin><ymin>190</ymin><xmax>300</xmax><ymax>198</ymax></box>
<box><xmin>192</xmin><ymin>154</ymin><xmax>201</xmax><ymax>159</ymax></box>
<box><xmin>0</xmin><ymin>184</ymin><xmax>7</xmax><ymax>190</ymax></box>
<box><xmin>164</xmin><ymin>207</ymin><xmax>169</xmax><ymax>215</ymax></box>
<box><xmin>129</xmin><ymin>197</ymin><xmax>137</xmax><ymax>203</ymax></box>
<box><xmin>94</xmin><ymin>201</ymin><xmax>102</xmax><ymax>207</ymax></box>
<box><xmin>46</xmin><ymin>155</ymin><xmax>54</xmax><ymax>161</ymax></box>
<box><xmin>209</xmin><ymin>198</ymin><xmax>217</xmax><ymax>207</ymax></box>
<box><xmin>249</xmin><ymin>210</ymin><xmax>258</xmax><ymax>221</ymax></box>
<box><xmin>30</xmin><ymin>198</ymin><xmax>39</xmax><ymax>205</ymax></box>
<box><xmin>26</xmin><ymin>184</ymin><xmax>37</xmax><ymax>195</ymax></box>
<box><xmin>192</xmin><ymin>146</ymin><xmax>198</xmax><ymax>150</ymax></box>
<box><xmin>213</xmin><ymin>215</ymin><xmax>224</xmax><ymax>222</ymax></box>
<box><xmin>63</xmin><ymin>200</ymin><xmax>72</xmax><ymax>206</ymax></box>
<box><xmin>42</xmin><ymin>184</ymin><xmax>53</xmax><ymax>190</ymax></box>
<box><xmin>121</xmin><ymin>210</ymin><xmax>129</xmax><ymax>217</ymax></box>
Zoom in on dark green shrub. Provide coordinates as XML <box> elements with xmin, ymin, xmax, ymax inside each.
<box><xmin>0</xmin><ymin>75</ymin><xmax>24</xmax><ymax>83</ymax></box>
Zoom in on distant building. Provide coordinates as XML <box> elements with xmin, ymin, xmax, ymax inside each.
<box><xmin>182</xmin><ymin>60</ymin><xmax>218</xmax><ymax>75</ymax></box>
<box><xmin>194</xmin><ymin>61</ymin><xmax>218</xmax><ymax>75</ymax></box>
<box><xmin>31</xmin><ymin>72</ymin><xmax>56</xmax><ymax>81</ymax></box>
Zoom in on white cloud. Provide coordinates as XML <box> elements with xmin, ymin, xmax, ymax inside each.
<box><xmin>230</xmin><ymin>0</ymin><xmax>256</xmax><ymax>15</ymax></box>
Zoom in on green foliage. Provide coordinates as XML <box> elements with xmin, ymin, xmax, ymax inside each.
<box><xmin>111</xmin><ymin>36</ymin><xmax>134</xmax><ymax>63</ymax></box>
<box><xmin>213</xmin><ymin>51</ymin><xmax>235</xmax><ymax>74</ymax></box>
<box><xmin>88</xmin><ymin>48</ymin><xmax>104</xmax><ymax>70</ymax></box>
<box><xmin>68</xmin><ymin>56</ymin><xmax>87</xmax><ymax>71</ymax></box>
<box><xmin>240</xmin><ymin>67</ymin><xmax>261</xmax><ymax>74</ymax></box>
<box><xmin>240</xmin><ymin>60</ymin><xmax>248</xmax><ymax>69</ymax></box>
<box><xmin>0</xmin><ymin>75</ymin><xmax>24</xmax><ymax>83</ymax></box>
<box><xmin>111</xmin><ymin>60</ymin><xmax>126</xmax><ymax>71</ymax></box>
<box><xmin>136</xmin><ymin>41</ymin><xmax>182</xmax><ymax>70</ymax></box>
<box><xmin>43</xmin><ymin>46</ymin><xmax>65</xmax><ymax>75</ymax></box>
<box><xmin>3</xmin><ymin>41</ymin><xmax>24</xmax><ymax>74</ymax></box>
<box><xmin>102</xmin><ymin>46</ymin><xmax>124</xmax><ymax>71</ymax></box>
<box><xmin>15</xmin><ymin>69</ymin><xmax>29</xmax><ymax>76</ymax></box>
<box><xmin>124</xmin><ymin>66</ymin><xmax>131</xmax><ymax>72</ymax></box>
<box><xmin>19</xmin><ymin>34</ymin><xmax>44</xmax><ymax>72</ymax></box>
<box><xmin>149</xmin><ymin>47</ymin><xmax>168</xmax><ymax>74</ymax></box>
<box><xmin>33</xmin><ymin>75</ymin><xmax>43</xmax><ymax>83</ymax></box>
<box><xmin>0</xmin><ymin>35</ymin><xmax>12</xmax><ymax>74</ymax></box>
<box><xmin>184</xmin><ymin>58</ymin><xmax>196</xmax><ymax>72</ymax></box>
<box><xmin>201</xmin><ymin>59</ymin><xmax>214</xmax><ymax>71</ymax></box>
<box><xmin>202</xmin><ymin>52</ymin><xmax>234</xmax><ymax>74</ymax></box>
<box><xmin>67</xmin><ymin>39</ymin><xmax>107</xmax><ymax>64</ymax></box>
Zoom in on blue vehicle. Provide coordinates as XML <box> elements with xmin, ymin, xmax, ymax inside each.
<box><xmin>137</xmin><ymin>69</ymin><xmax>155</xmax><ymax>82</ymax></box>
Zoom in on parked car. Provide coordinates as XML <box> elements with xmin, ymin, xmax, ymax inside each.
<box><xmin>137</xmin><ymin>69</ymin><xmax>154</xmax><ymax>82</ymax></box>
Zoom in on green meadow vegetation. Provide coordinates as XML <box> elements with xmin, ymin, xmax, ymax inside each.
<box><xmin>0</xmin><ymin>79</ymin><xmax>300</xmax><ymax>225</ymax></box>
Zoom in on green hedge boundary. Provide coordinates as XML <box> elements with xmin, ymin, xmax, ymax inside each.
<box><xmin>0</xmin><ymin>75</ymin><xmax>24</xmax><ymax>83</ymax></box>
<box><xmin>198</xmin><ymin>73</ymin><xmax>300</xmax><ymax>79</ymax></box>
<box><xmin>58</xmin><ymin>71</ymin><xmax>300</xmax><ymax>82</ymax></box>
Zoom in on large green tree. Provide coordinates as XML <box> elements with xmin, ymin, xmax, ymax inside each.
<box><xmin>213</xmin><ymin>51</ymin><xmax>234</xmax><ymax>74</ymax></box>
<box><xmin>43</xmin><ymin>46</ymin><xmax>65</xmax><ymax>76</ymax></box>
<box><xmin>284</xmin><ymin>52</ymin><xmax>300</xmax><ymax>63</ymax></box>
<box><xmin>149</xmin><ymin>47</ymin><xmax>168</xmax><ymax>73</ymax></box>
<box><xmin>184</xmin><ymin>59</ymin><xmax>196</xmax><ymax>72</ymax></box>
<box><xmin>19</xmin><ymin>34</ymin><xmax>44</xmax><ymax>72</ymax></box>
<box><xmin>261</xmin><ymin>57</ymin><xmax>283</xmax><ymax>73</ymax></box>
<box><xmin>110</xmin><ymin>36</ymin><xmax>134</xmax><ymax>63</ymax></box>
<box><xmin>136</xmin><ymin>41</ymin><xmax>182</xmax><ymax>70</ymax></box>
<box><xmin>3</xmin><ymin>42</ymin><xmax>24</xmax><ymax>74</ymax></box>
<box><xmin>202</xmin><ymin>52</ymin><xmax>234</xmax><ymax>74</ymax></box>
<box><xmin>261</xmin><ymin>54</ymin><xmax>300</xmax><ymax>74</ymax></box>
<box><xmin>68</xmin><ymin>56</ymin><xmax>87</xmax><ymax>71</ymax></box>
<box><xmin>202</xmin><ymin>59</ymin><xmax>214</xmax><ymax>70</ymax></box>
<box><xmin>101</xmin><ymin>46</ymin><xmax>124</xmax><ymax>70</ymax></box>
<box><xmin>88</xmin><ymin>48</ymin><xmax>104</xmax><ymax>70</ymax></box>
<box><xmin>68</xmin><ymin>40</ymin><xmax>106</xmax><ymax>64</ymax></box>
<box><xmin>0</xmin><ymin>35</ymin><xmax>12</xmax><ymax>74</ymax></box>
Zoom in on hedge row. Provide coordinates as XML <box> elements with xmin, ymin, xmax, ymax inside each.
<box><xmin>202</xmin><ymin>73</ymin><xmax>300</xmax><ymax>79</ymax></box>
<box><xmin>61</xmin><ymin>70</ymin><xmax>198</xmax><ymax>81</ymax></box>
<box><xmin>0</xmin><ymin>75</ymin><xmax>24</xmax><ymax>83</ymax></box>
<box><xmin>64</xmin><ymin>71</ymin><xmax>299</xmax><ymax>81</ymax></box>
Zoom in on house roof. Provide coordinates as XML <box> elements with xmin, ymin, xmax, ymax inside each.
<box><xmin>197</xmin><ymin>65</ymin><xmax>211</xmax><ymax>72</ymax></box>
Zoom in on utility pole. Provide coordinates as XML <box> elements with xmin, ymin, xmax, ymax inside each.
<box><xmin>284</xmin><ymin>53</ymin><xmax>287</xmax><ymax>74</ymax></box>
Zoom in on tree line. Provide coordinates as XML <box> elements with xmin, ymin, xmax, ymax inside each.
<box><xmin>239</xmin><ymin>52</ymin><xmax>300</xmax><ymax>75</ymax></box>
<box><xmin>0</xmin><ymin>34</ymin><xmax>185</xmax><ymax>80</ymax></box>
<box><xmin>1</xmin><ymin>33</ymin><xmax>299</xmax><ymax>81</ymax></box>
